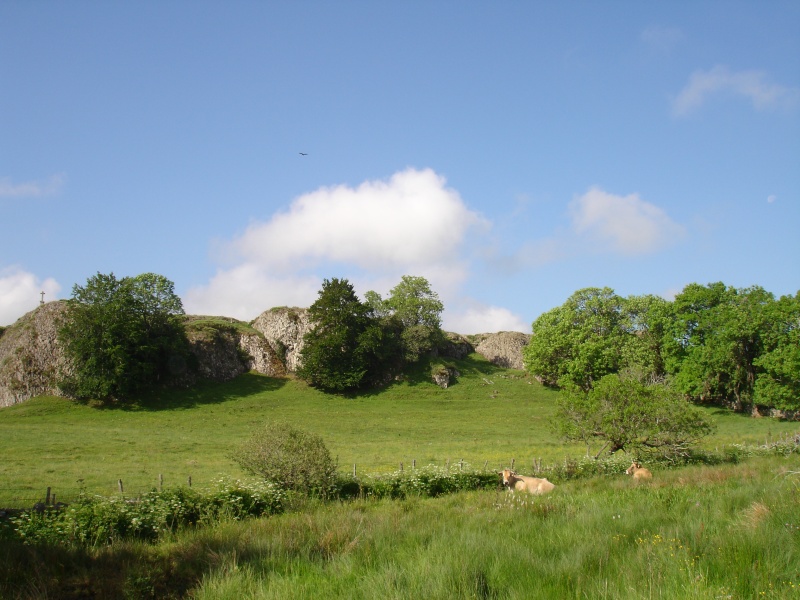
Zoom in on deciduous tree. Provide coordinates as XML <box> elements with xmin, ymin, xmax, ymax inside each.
<box><xmin>555</xmin><ymin>373</ymin><xmax>715</xmax><ymax>460</ymax></box>
<box><xmin>58</xmin><ymin>272</ymin><xmax>189</xmax><ymax>401</ymax></box>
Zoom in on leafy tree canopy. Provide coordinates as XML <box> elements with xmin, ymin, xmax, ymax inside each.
<box><xmin>523</xmin><ymin>287</ymin><xmax>628</xmax><ymax>390</ymax></box>
<box><xmin>367</xmin><ymin>275</ymin><xmax>445</xmax><ymax>363</ymax></box>
<box><xmin>58</xmin><ymin>272</ymin><xmax>189</xmax><ymax>402</ymax></box>
<box><xmin>555</xmin><ymin>373</ymin><xmax>715</xmax><ymax>460</ymax></box>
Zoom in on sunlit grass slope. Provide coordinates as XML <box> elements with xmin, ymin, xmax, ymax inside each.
<box><xmin>1</xmin><ymin>353</ymin><xmax>797</xmax><ymax>504</ymax></box>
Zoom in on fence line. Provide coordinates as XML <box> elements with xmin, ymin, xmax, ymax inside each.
<box><xmin>0</xmin><ymin>457</ymin><xmax>557</xmax><ymax>509</ymax></box>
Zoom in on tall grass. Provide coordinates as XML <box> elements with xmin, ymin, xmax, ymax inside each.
<box><xmin>1</xmin><ymin>457</ymin><xmax>797</xmax><ymax>599</ymax></box>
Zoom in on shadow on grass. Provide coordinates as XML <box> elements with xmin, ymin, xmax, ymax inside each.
<box><xmin>347</xmin><ymin>353</ymin><xmax>517</xmax><ymax>399</ymax></box>
<box><xmin>85</xmin><ymin>373</ymin><xmax>289</xmax><ymax>412</ymax></box>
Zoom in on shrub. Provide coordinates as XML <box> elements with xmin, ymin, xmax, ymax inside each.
<box><xmin>232</xmin><ymin>422</ymin><xmax>337</xmax><ymax>498</ymax></box>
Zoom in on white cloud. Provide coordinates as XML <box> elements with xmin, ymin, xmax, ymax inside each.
<box><xmin>0</xmin><ymin>267</ymin><xmax>61</xmax><ymax>326</ymax></box>
<box><xmin>672</xmin><ymin>65</ymin><xmax>800</xmax><ymax>117</ymax></box>
<box><xmin>443</xmin><ymin>304</ymin><xmax>529</xmax><ymax>335</ymax></box>
<box><xmin>186</xmin><ymin>168</ymin><xmax>489</xmax><ymax>321</ymax></box>
<box><xmin>0</xmin><ymin>173</ymin><xmax>65</xmax><ymax>198</ymax></box>
<box><xmin>767</xmin><ymin>195</ymin><xmax>777</xmax><ymax>204</ymax></box>
<box><xmin>569</xmin><ymin>187</ymin><xmax>685</xmax><ymax>255</ymax></box>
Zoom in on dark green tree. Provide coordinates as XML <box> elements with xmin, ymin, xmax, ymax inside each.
<box><xmin>58</xmin><ymin>272</ymin><xmax>189</xmax><ymax>401</ymax></box>
<box><xmin>297</xmin><ymin>278</ymin><xmax>383</xmax><ymax>392</ymax></box>
<box><xmin>555</xmin><ymin>373</ymin><xmax>715</xmax><ymax>460</ymax></box>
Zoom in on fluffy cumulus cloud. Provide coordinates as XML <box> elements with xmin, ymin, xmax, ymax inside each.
<box><xmin>672</xmin><ymin>65</ymin><xmax>800</xmax><ymax>116</ymax></box>
<box><xmin>185</xmin><ymin>168</ymin><xmax>505</xmax><ymax>327</ymax></box>
<box><xmin>0</xmin><ymin>267</ymin><xmax>61</xmax><ymax>326</ymax></box>
<box><xmin>443</xmin><ymin>304</ymin><xmax>529</xmax><ymax>335</ymax></box>
<box><xmin>569</xmin><ymin>187</ymin><xmax>685</xmax><ymax>255</ymax></box>
<box><xmin>0</xmin><ymin>174</ymin><xmax>65</xmax><ymax>198</ymax></box>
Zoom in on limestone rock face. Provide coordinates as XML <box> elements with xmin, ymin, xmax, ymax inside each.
<box><xmin>473</xmin><ymin>331</ymin><xmax>531</xmax><ymax>370</ymax></box>
<box><xmin>0</xmin><ymin>302</ymin><xmax>71</xmax><ymax>407</ymax></box>
<box><xmin>184</xmin><ymin>325</ymin><xmax>284</xmax><ymax>382</ymax></box>
<box><xmin>250</xmin><ymin>307</ymin><xmax>314</xmax><ymax>373</ymax></box>
<box><xmin>437</xmin><ymin>332</ymin><xmax>474</xmax><ymax>360</ymax></box>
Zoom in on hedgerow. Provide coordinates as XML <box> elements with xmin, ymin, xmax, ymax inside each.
<box><xmin>2</xmin><ymin>478</ymin><xmax>285</xmax><ymax>547</ymax></box>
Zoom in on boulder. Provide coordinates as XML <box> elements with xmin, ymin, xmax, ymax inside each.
<box><xmin>473</xmin><ymin>331</ymin><xmax>531</xmax><ymax>370</ymax></box>
<box><xmin>250</xmin><ymin>307</ymin><xmax>314</xmax><ymax>372</ymax></box>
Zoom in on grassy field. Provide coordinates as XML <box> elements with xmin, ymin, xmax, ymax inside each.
<box><xmin>0</xmin><ymin>353</ymin><xmax>798</xmax><ymax>505</ymax></box>
<box><xmin>1</xmin><ymin>457</ymin><xmax>797</xmax><ymax>599</ymax></box>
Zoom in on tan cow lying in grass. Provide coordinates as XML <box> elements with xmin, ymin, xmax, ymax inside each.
<box><xmin>625</xmin><ymin>462</ymin><xmax>653</xmax><ymax>480</ymax></box>
<box><xmin>499</xmin><ymin>469</ymin><xmax>555</xmax><ymax>495</ymax></box>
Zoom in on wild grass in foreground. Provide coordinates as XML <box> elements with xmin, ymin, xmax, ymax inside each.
<box><xmin>1</xmin><ymin>456</ymin><xmax>797</xmax><ymax>599</ymax></box>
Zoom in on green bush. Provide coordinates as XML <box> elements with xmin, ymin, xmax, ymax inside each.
<box><xmin>232</xmin><ymin>422</ymin><xmax>338</xmax><ymax>498</ymax></box>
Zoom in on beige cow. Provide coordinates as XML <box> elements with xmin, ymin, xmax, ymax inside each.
<box><xmin>625</xmin><ymin>462</ymin><xmax>653</xmax><ymax>480</ymax></box>
<box><xmin>499</xmin><ymin>469</ymin><xmax>555</xmax><ymax>495</ymax></box>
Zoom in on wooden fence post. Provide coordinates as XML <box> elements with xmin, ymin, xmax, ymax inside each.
<box><xmin>45</xmin><ymin>487</ymin><xmax>51</xmax><ymax>505</ymax></box>
<box><xmin>511</xmin><ymin>458</ymin><xmax>515</xmax><ymax>470</ymax></box>
<box><xmin>413</xmin><ymin>459</ymin><xmax>416</xmax><ymax>470</ymax></box>
<box><xmin>118</xmin><ymin>479</ymin><xmax>124</xmax><ymax>494</ymax></box>
<box><xmin>159</xmin><ymin>474</ymin><xmax>163</xmax><ymax>491</ymax></box>
<box><xmin>353</xmin><ymin>464</ymin><xmax>357</xmax><ymax>478</ymax></box>
<box><xmin>188</xmin><ymin>476</ymin><xmax>192</xmax><ymax>487</ymax></box>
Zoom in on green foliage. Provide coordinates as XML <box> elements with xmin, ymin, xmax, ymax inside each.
<box><xmin>525</xmin><ymin>282</ymin><xmax>800</xmax><ymax>413</ymax></box>
<box><xmin>232</xmin><ymin>421</ymin><xmax>338</xmax><ymax>498</ymax></box>
<box><xmin>58</xmin><ymin>272</ymin><xmax>190</xmax><ymax>402</ymax></box>
<box><xmin>3</xmin><ymin>479</ymin><xmax>285</xmax><ymax>547</ymax></box>
<box><xmin>667</xmin><ymin>283</ymin><xmax>769</xmax><ymax>406</ymax></box>
<box><xmin>350</xmin><ymin>464</ymin><xmax>498</xmax><ymax>499</ymax></box>
<box><xmin>555</xmin><ymin>373</ymin><xmax>715</xmax><ymax>459</ymax></box>
<box><xmin>367</xmin><ymin>275</ymin><xmax>445</xmax><ymax>364</ymax></box>
<box><xmin>297</xmin><ymin>278</ymin><xmax>382</xmax><ymax>391</ymax></box>
<box><xmin>523</xmin><ymin>287</ymin><xmax>628</xmax><ymax>389</ymax></box>
<box><xmin>753</xmin><ymin>292</ymin><xmax>800</xmax><ymax>410</ymax></box>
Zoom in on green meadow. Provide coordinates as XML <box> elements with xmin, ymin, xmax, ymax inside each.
<box><xmin>1</xmin><ymin>354</ymin><xmax>799</xmax><ymax>599</ymax></box>
<box><xmin>0</xmin><ymin>354</ymin><xmax>797</xmax><ymax>505</ymax></box>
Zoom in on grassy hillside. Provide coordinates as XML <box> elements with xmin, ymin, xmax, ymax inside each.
<box><xmin>0</xmin><ymin>353</ymin><xmax>797</xmax><ymax>506</ymax></box>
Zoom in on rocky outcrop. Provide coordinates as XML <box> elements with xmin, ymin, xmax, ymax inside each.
<box><xmin>1</xmin><ymin>301</ymin><xmax>530</xmax><ymax>407</ymax></box>
<box><xmin>437</xmin><ymin>332</ymin><xmax>474</xmax><ymax>360</ymax></box>
<box><xmin>0</xmin><ymin>308</ymin><xmax>284</xmax><ymax>406</ymax></box>
<box><xmin>0</xmin><ymin>302</ymin><xmax>71</xmax><ymax>407</ymax></box>
<box><xmin>250</xmin><ymin>307</ymin><xmax>314</xmax><ymax>373</ymax></box>
<box><xmin>472</xmin><ymin>331</ymin><xmax>531</xmax><ymax>370</ymax></box>
<box><xmin>183</xmin><ymin>321</ymin><xmax>285</xmax><ymax>382</ymax></box>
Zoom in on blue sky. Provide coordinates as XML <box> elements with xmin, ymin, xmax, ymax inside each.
<box><xmin>2</xmin><ymin>2</ymin><xmax>799</xmax><ymax>332</ymax></box>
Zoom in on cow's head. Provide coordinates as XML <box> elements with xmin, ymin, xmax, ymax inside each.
<box><xmin>499</xmin><ymin>469</ymin><xmax>516</xmax><ymax>487</ymax></box>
